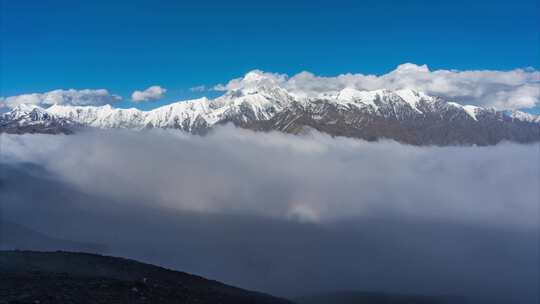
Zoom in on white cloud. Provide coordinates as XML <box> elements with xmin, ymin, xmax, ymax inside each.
<box><xmin>3</xmin><ymin>64</ymin><xmax>538</xmax><ymax>111</ymax></box>
<box><xmin>212</xmin><ymin>84</ymin><xmax>227</xmax><ymax>91</ymax></box>
<box><xmin>189</xmin><ymin>85</ymin><xmax>206</xmax><ymax>92</ymax></box>
<box><xmin>214</xmin><ymin>64</ymin><xmax>540</xmax><ymax>110</ymax></box>
<box><xmin>1</xmin><ymin>89</ymin><xmax>122</xmax><ymax>108</ymax></box>
<box><xmin>131</xmin><ymin>85</ymin><xmax>167</xmax><ymax>102</ymax></box>
<box><xmin>2</xmin><ymin>126</ymin><xmax>538</xmax><ymax>228</ymax></box>
<box><xmin>213</xmin><ymin>70</ymin><xmax>287</xmax><ymax>92</ymax></box>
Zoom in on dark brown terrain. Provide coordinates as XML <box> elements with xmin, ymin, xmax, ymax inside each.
<box><xmin>0</xmin><ymin>251</ymin><xmax>292</xmax><ymax>304</ymax></box>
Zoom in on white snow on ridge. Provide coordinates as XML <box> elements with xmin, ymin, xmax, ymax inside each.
<box><xmin>44</xmin><ymin>87</ymin><xmax>292</xmax><ymax>131</ymax></box>
<box><xmin>462</xmin><ymin>105</ymin><xmax>481</xmax><ymax>121</ymax></box>
<box><xmin>4</xmin><ymin>84</ymin><xmax>540</xmax><ymax>130</ymax></box>
<box><xmin>7</xmin><ymin>104</ymin><xmax>42</xmax><ymax>120</ymax></box>
<box><xmin>510</xmin><ymin>110</ymin><xmax>540</xmax><ymax>123</ymax></box>
<box><xmin>447</xmin><ymin>102</ymin><xmax>482</xmax><ymax>121</ymax></box>
<box><xmin>335</xmin><ymin>87</ymin><xmax>381</xmax><ymax>110</ymax></box>
<box><xmin>332</xmin><ymin>88</ymin><xmax>437</xmax><ymax>114</ymax></box>
<box><xmin>395</xmin><ymin>88</ymin><xmax>434</xmax><ymax>113</ymax></box>
<box><xmin>47</xmin><ymin>104</ymin><xmax>146</xmax><ymax>128</ymax></box>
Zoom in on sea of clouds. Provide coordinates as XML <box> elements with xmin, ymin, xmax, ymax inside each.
<box><xmin>1</xmin><ymin>127</ymin><xmax>538</xmax><ymax>302</ymax></box>
<box><xmin>2</xmin><ymin>126</ymin><xmax>538</xmax><ymax>228</ymax></box>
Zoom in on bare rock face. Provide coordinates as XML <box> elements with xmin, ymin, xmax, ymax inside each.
<box><xmin>0</xmin><ymin>250</ymin><xmax>292</xmax><ymax>304</ymax></box>
<box><xmin>244</xmin><ymin>99</ymin><xmax>540</xmax><ymax>146</ymax></box>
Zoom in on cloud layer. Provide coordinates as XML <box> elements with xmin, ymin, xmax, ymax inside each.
<box><xmin>131</xmin><ymin>85</ymin><xmax>167</xmax><ymax>102</ymax></box>
<box><xmin>2</xmin><ymin>126</ymin><xmax>538</xmax><ymax>228</ymax></box>
<box><xmin>1</xmin><ymin>127</ymin><xmax>538</xmax><ymax>303</ymax></box>
<box><xmin>0</xmin><ymin>89</ymin><xmax>121</xmax><ymax>108</ymax></box>
<box><xmin>215</xmin><ymin>63</ymin><xmax>540</xmax><ymax>110</ymax></box>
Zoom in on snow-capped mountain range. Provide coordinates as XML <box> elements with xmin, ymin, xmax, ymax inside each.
<box><xmin>2</xmin><ymin>71</ymin><xmax>540</xmax><ymax>145</ymax></box>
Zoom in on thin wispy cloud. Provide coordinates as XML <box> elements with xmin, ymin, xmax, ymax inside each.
<box><xmin>189</xmin><ymin>85</ymin><xmax>207</xmax><ymax>92</ymax></box>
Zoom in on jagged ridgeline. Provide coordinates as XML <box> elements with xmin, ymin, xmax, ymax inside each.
<box><xmin>2</xmin><ymin>72</ymin><xmax>539</xmax><ymax>145</ymax></box>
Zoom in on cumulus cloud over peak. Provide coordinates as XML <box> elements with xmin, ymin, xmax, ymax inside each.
<box><xmin>213</xmin><ymin>63</ymin><xmax>540</xmax><ymax>110</ymax></box>
<box><xmin>131</xmin><ymin>85</ymin><xmax>167</xmax><ymax>102</ymax></box>
<box><xmin>1</xmin><ymin>89</ymin><xmax>121</xmax><ymax>108</ymax></box>
<box><xmin>393</xmin><ymin>62</ymin><xmax>431</xmax><ymax>73</ymax></box>
<box><xmin>213</xmin><ymin>69</ymin><xmax>287</xmax><ymax>93</ymax></box>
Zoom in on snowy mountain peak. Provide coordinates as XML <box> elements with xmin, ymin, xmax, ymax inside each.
<box><xmin>395</xmin><ymin>88</ymin><xmax>432</xmax><ymax>104</ymax></box>
<box><xmin>330</xmin><ymin>88</ymin><xmax>438</xmax><ymax>114</ymax></box>
<box><xmin>4</xmin><ymin>104</ymin><xmax>49</xmax><ymax>121</ymax></box>
<box><xmin>332</xmin><ymin>88</ymin><xmax>383</xmax><ymax>110</ymax></box>
<box><xmin>2</xmin><ymin>88</ymin><xmax>540</xmax><ymax>145</ymax></box>
<box><xmin>337</xmin><ymin>87</ymin><xmax>380</xmax><ymax>101</ymax></box>
<box><xmin>7</xmin><ymin>89</ymin><xmax>540</xmax><ymax>129</ymax></box>
<box><xmin>8</xmin><ymin>104</ymin><xmax>42</xmax><ymax>117</ymax></box>
<box><xmin>223</xmin><ymin>70</ymin><xmax>287</xmax><ymax>97</ymax></box>
<box><xmin>12</xmin><ymin>103</ymin><xmax>41</xmax><ymax>112</ymax></box>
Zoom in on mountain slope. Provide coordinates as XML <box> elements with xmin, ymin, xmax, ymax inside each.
<box><xmin>0</xmin><ymin>250</ymin><xmax>292</xmax><ymax>304</ymax></box>
<box><xmin>1</xmin><ymin>72</ymin><xmax>539</xmax><ymax>145</ymax></box>
<box><xmin>294</xmin><ymin>291</ymin><xmax>464</xmax><ymax>304</ymax></box>
<box><xmin>251</xmin><ymin>96</ymin><xmax>540</xmax><ymax>145</ymax></box>
<box><xmin>0</xmin><ymin>104</ymin><xmax>76</xmax><ymax>134</ymax></box>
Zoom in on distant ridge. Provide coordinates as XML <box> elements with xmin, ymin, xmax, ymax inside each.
<box><xmin>2</xmin><ymin>71</ymin><xmax>539</xmax><ymax>145</ymax></box>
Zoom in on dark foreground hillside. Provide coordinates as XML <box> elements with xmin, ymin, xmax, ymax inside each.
<box><xmin>0</xmin><ymin>250</ymin><xmax>292</xmax><ymax>304</ymax></box>
<box><xmin>295</xmin><ymin>291</ymin><xmax>464</xmax><ymax>304</ymax></box>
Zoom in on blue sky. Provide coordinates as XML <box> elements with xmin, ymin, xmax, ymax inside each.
<box><xmin>1</xmin><ymin>0</ymin><xmax>539</xmax><ymax>111</ymax></box>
